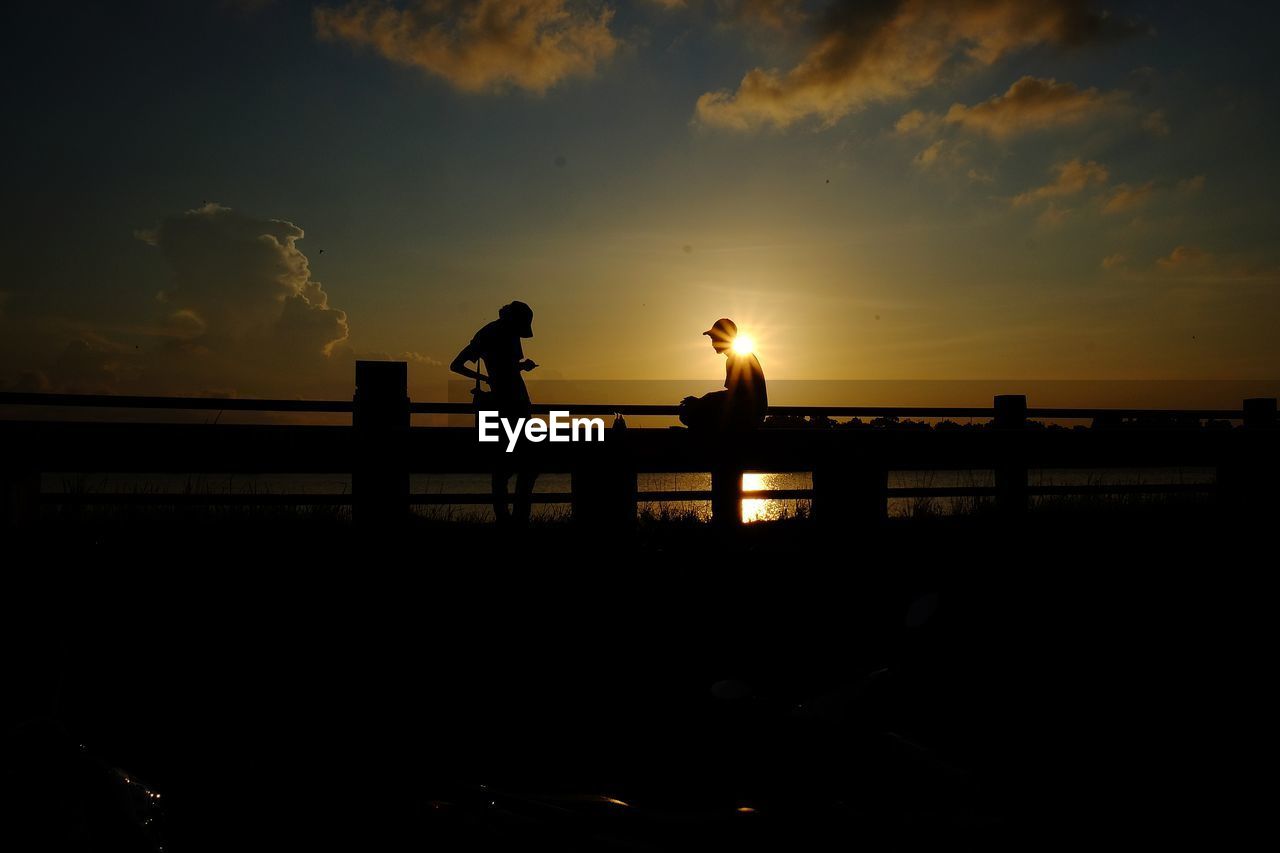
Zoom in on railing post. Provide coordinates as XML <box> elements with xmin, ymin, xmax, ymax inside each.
<box><xmin>711</xmin><ymin>464</ymin><xmax>742</xmax><ymax>526</ymax></box>
<box><xmin>1</xmin><ymin>468</ymin><xmax>40</xmax><ymax>528</ymax></box>
<box><xmin>1243</xmin><ymin>397</ymin><xmax>1277</xmax><ymax>429</ymax></box>
<box><xmin>1219</xmin><ymin>397</ymin><xmax>1278</xmax><ymax>511</ymax></box>
<box><xmin>994</xmin><ymin>394</ymin><xmax>1028</xmax><ymax>515</ymax></box>
<box><xmin>352</xmin><ymin>360</ymin><xmax>410</xmax><ymax>526</ymax></box>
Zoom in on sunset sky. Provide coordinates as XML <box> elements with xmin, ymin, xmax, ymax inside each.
<box><xmin>2</xmin><ymin>1</ymin><xmax>1277</xmax><ymax>400</ymax></box>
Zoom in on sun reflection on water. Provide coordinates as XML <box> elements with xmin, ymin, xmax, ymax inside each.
<box><xmin>742</xmin><ymin>472</ymin><xmax>781</xmax><ymax>523</ymax></box>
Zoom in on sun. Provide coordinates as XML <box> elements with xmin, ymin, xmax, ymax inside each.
<box><xmin>731</xmin><ymin>334</ymin><xmax>755</xmax><ymax>355</ymax></box>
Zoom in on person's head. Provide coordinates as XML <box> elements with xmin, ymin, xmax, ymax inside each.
<box><xmin>702</xmin><ymin>318</ymin><xmax>737</xmax><ymax>354</ymax></box>
<box><xmin>499</xmin><ymin>301</ymin><xmax>534</xmax><ymax>338</ymax></box>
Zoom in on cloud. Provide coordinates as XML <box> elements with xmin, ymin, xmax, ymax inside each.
<box><xmin>403</xmin><ymin>351</ymin><xmax>444</xmax><ymax>367</ymax></box>
<box><xmin>314</xmin><ymin>0</ymin><xmax>619</xmax><ymax>95</ymax></box>
<box><xmin>1142</xmin><ymin>108</ymin><xmax>1169</xmax><ymax>136</ymax></box>
<box><xmin>20</xmin><ymin>203</ymin><xmax>360</xmax><ymax>398</ymax></box>
<box><xmin>1098</xmin><ymin>174</ymin><xmax>1202</xmax><ymax>214</ymax></box>
<box><xmin>1036</xmin><ymin>203</ymin><xmax>1072</xmax><ymax>229</ymax></box>
<box><xmin>1012</xmin><ymin>158</ymin><xmax>1109</xmax><ymax>206</ymax></box>
<box><xmin>4</xmin><ymin>204</ymin><xmax>462</xmax><ymax>399</ymax></box>
<box><xmin>894</xmin><ymin>108</ymin><xmax>934</xmax><ymax>134</ymax></box>
<box><xmin>1101</xmin><ymin>180</ymin><xmax>1155</xmax><ymax>214</ymax></box>
<box><xmin>942</xmin><ymin>76</ymin><xmax>1121</xmax><ymax>138</ymax></box>
<box><xmin>696</xmin><ymin>0</ymin><xmax>1140</xmax><ymax>131</ymax></box>
<box><xmin>141</xmin><ymin>203</ymin><xmax>349</xmax><ymax>357</ymax></box>
<box><xmin>52</xmin><ymin>334</ymin><xmax>138</xmax><ymax>394</ymax></box>
<box><xmin>648</xmin><ymin>0</ymin><xmax>806</xmax><ymax>30</ymax></box>
<box><xmin>913</xmin><ymin>140</ymin><xmax>945</xmax><ymax>168</ymax></box>
<box><xmin>728</xmin><ymin>0</ymin><xmax>807</xmax><ymax>30</ymax></box>
<box><xmin>11</xmin><ymin>370</ymin><xmax>52</xmax><ymax>393</ymax></box>
<box><xmin>1101</xmin><ymin>253</ymin><xmax>1127</xmax><ymax>269</ymax></box>
<box><xmin>1177</xmin><ymin>174</ymin><xmax>1205</xmax><ymax>193</ymax></box>
<box><xmin>1156</xmin><ymin>245</ymin><xmax>1208</xmax><ymax>270</ymax></box>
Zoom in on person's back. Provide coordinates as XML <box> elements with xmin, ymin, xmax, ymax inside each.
<box><xmin>725</xmin><ymin>350</ymin><xmax>767</xmax><ymax>423</ymax></box>
<box><xmin>467</xmin><ymin>318</ymin><xmax>529</xmax><ymax>410</ymax></box>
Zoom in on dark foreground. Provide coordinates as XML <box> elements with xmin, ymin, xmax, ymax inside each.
<box><xmin>3</xmin><ymin>506</ymin><xmax>1273</xmax><ymax>850</ymax></box>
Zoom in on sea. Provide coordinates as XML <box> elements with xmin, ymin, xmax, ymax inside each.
<box><xmin>43</xmin><ymin>467</ymin><xmax>1217</xmax><ymax>523</ymax></box>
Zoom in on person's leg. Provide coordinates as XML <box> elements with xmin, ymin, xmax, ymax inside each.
<box><xmin>491</xmin><ymin>469</ymin><xmax>512</xmax><ymax>524</ymax></box>
<box><xmin>513</xmin><ymin>469</ymin><xmax>538</xmax><ymax>526</ymax></box>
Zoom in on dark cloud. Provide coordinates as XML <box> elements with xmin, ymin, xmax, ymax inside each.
<box><xmin>697</xmin><ymin>0</ymin><xmax>1140</xmax><ymax>130</ymax></box>
<box><xmin>315</xmin><ymin>0</ymin><xmax>619</xmax><ymax>95</ymax></box>
<box><xmin>11</xmin><ymin>205</ymin><xmax>463</xmax><ymax>399</ymax></box>
<box><xmin>649</xmin><ymin>0</ymin><xmax>806</xmax><ymax>30</ymax></box>
<box><xmin>52</xmin><ymin>334</ymin><xmax>137</xmax><ymax>394</ymax></box>
<box><xmin>724</xmin><ymin>0</ymin><xmax>807</xmax><ymax>30</ymax></box>
<box><xmin>1142</xmin><ymin>108</ymin><xmax>1169</xmax><ymax>136</ymax></box>
<box><xmin>20</xmin><ymin>204</ymin><xmax>358</xmax><ymax>397</ymax></box>
<box><xmin>1157</xmin><ymin>245</ymin><xmax>1208</xmax><ymax>270</ymax></box>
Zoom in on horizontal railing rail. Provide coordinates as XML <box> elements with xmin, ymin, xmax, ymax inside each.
<box><xmin>40</xmin><ymin>482</ymin><xmax>1219</xmax><ymax>508</ymax></box>
<box><xmin>0</xmin><ymin>391</ymin><xmax>1251</xmax><ymax>421</ymax></box>
<box><xmin>0</xmin><ymin>392</ymin><xmax>355</xmax><ymax>412</ymax></box>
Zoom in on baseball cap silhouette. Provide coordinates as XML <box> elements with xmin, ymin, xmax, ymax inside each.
<box><xmin>703</xmin><ymin>318</ymin><xmax>737</xmax><ymax>341</ymax></box>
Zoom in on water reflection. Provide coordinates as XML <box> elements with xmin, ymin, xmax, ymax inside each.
<box><xmin>742</xmin><ymin>472</ymin><xmax>804</xmax><ymax>523</ymax></box>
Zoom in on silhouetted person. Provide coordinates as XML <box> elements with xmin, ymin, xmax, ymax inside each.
<box><xmin>451</xmin><ymin>301</ymin><xmax>539</xmax><ymax>526</ymax></box>
<box><xmin>679</xmin><ymin>318</ymin><xmax>768</xmax><ymax>431</ymax></box>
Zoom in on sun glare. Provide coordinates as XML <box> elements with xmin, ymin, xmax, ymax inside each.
<box><xmin>731</xmin><ymin>334</ymin><xmax>755</xmax><ymax>355</ymax></box>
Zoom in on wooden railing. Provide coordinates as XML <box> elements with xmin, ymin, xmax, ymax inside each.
<box><xmin>2</xmin><ymin>361</ymin><xmax>1277</xmax><ymax>526</ymax></box>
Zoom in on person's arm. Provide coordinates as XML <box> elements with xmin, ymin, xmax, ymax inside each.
<box><xmin>449</xmin><ymin>344</ymin><xmax>487</xmax><ymax>383</ymax></box>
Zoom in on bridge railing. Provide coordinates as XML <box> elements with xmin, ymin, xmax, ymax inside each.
<box><xmin>2</xmin><ymin>361</ymin><xmax>1276</xmax><ymax>526</ymax></box>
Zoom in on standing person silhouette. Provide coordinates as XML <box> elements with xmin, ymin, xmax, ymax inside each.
<box><xmin>679</xmin><ymin>318</ymin><xmax>768</xmax><ymax>431</ymax></box>
<box><xmin>450</xmin><ymin>301</ymin><xmax>539</xmax><ymax>526</ymax></box>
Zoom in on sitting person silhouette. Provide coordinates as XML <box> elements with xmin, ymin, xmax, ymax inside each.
<box><xmin>679</xmin><ymin>318</ymin><xmax>768</xmax><ymax>431</ymax></box>
<box><xmin>450</xmin><ymin>301</ymin><xmax>539</xmax><ymax>526</ymax></box>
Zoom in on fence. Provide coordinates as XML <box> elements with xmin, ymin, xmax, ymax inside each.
<box><xmin>2</xmin><ymin>361</ymin><xmax>1277</xmax><ymax>526</ymax></box>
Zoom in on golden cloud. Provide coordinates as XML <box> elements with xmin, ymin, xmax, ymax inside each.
<box><xmin>315</xmin><ymin>0</ymin><xmax>619</xmax><ymax>95</ymax></box>
<box><xmin>1012</xmin><ymin>158</ymin><xmax>1109</xmax><ymax>206</ymax></box>
<box><xmin>943</xmin><ymin>76</ymin><xmax>1121</xmax><ymax>138</ymax></box>
<box><xmin>1101</xmin><ymin>180</ymin><xmax>1155</xmax><ymax>214</ymax></box>
<box><xmin>696</xmin><ymin>0</ymin><xmax>1140</xmax><ymax>130</ymax></box>
<box><xmin>913</xmin><ymin>140</ymin><xmax>945</xmax><ymax>168</ymax></box>
<box><xmin>894</xmin><ymin>108</ymin><xmax>934</xmax><ymax>134</ymax></box>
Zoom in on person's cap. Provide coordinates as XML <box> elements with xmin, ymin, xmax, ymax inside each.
<box><xmin>502</xmin><ymin>301</ymin><xmax>534</xmax><ymax>338</ymax></box>
<box><xmin>703</xmin><ymin>318</ymin><xmax>737</xmax><ymax>341</ymax></box>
